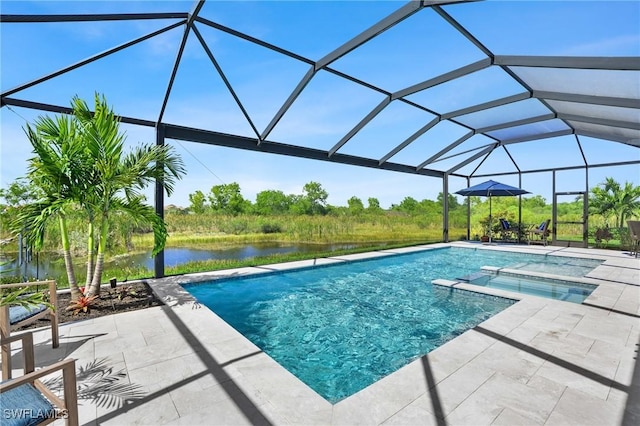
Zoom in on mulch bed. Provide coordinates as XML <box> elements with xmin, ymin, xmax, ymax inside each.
<box><xmin>17</xmin><ymin>281</ymin><xmax>164</xmax><ymax>330</ymax></box>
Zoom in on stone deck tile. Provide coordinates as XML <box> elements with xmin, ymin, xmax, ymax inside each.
<box><xmin>444</xmin><ymin>372</ymin><xmax>560</xmax><ymax>425</ymax></box>
<box><xmin>545</xmin><ymin>387</ymin><xmax>626</xmax><ymax>426</ymax></box>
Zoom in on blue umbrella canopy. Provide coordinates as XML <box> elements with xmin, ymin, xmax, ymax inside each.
<box><xmin>455</xmin><ymin>180</ymin><xmax>530</xmax><ymax>197</ymax></box>
<box><xmin>455</xmin><ymin>180</ymin><xmax>530</xmax><ymax>242</ymax></box>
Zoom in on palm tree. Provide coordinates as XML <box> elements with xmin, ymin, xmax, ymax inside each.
<box><xmin>16</xmin><ymin>93</ymin><xmax>185</xmax><ymax>300</ymax></box>
<box><xmin>590</xmin><ymin>178</ymin><xmax>640</xmax><ymax>228</ymax></box>
<box><xmin>72</xmin><ymin>94</ymin><xmax>185</xmax><ymax>297</ymax></box>
<box><xmin>16</xmin><ymin>113</ymin><xmax>90</xmax><ymax>300</ymax></box>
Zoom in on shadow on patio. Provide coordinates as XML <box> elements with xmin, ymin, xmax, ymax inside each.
<box><xmin>89</xmin><ymin>306</ymin><xmax>272</xmax><ymax>425</ymax></box>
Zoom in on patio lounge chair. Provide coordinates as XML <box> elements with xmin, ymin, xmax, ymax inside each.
<box><xmin>0</xmin><ymin>331</ymin><xmax>78</xmax><ymax>426</ymax></box>
<box><xmin>1</xmin><ymin>280</ymin><xmax>59</xmax><ymax>380</ymax></box>
<box><xmin>594</xmin><ymin>226</ymin><xmax>613</xmax><ymax>248</ymax></box>
<box><xmin>528</xmin><ymin>219</ymin><xmax>551</xmax><ymax>246</ymax></box>
<box><xmin>628</xmin><ymin>220</ymin><xmax>640</xmax><ymax>258</ymax></box>
<box><xmin>498</xmin><ymin>218</ymin><xmax>517</xmax><ymax>241</ymax></box>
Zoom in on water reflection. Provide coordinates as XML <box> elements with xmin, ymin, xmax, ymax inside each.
<box><xmin>0</xmin><ymin>243</ymin><xmax>359</xmax><ymax>281</ymax></box>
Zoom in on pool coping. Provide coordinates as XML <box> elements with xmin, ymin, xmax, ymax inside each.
<box><xmin>139</xmin><ymin>242</ymin><xmax>639</xmax><ymax>424</ymax></box>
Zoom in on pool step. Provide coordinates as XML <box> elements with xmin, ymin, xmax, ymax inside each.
<box><xmin>456</xmin><ymin>271</ymin><xmax>493</xmax><ymax>284</ymax></box>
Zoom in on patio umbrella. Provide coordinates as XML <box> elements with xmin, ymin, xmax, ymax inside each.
<box><xmin>455</xmin><ymin>180</ymin><xmax>530</xmax><ymax>243</ymax></box>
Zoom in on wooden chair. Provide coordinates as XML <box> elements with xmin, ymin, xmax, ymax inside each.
<box><xmin>528</xmin><ymin>219</ymin><xmax>551</xmax><ymax>246</ymax></box>
<box><xmin>594</xmin><ymin>226</ymin><xmax>613</xmax><ymax>248</ymax></box>
<box><xmin>0</xmin><ymin>332</ymin><xmax>78</xmax><ymax>426</ymax></box>
<box><xmin>1</xmin><ymin>280</ymin><xmax>59</xmax><ymax>380</ymax></box>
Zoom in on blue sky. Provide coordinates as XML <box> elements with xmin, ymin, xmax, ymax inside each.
<box><xmin>1</xmin><ymin>1</ymin><xmax>639</xmax><ymax>209</ymax></box>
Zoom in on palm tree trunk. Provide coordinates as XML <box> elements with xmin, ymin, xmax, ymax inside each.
<box><xmin>88</xmin><ymin>218</ymin><xmax>108</xmax><ymax>297</ymax></box>
<box><xmin>59</xmin><ymin>215</ymin><xmax>81</xmax><ymax>300</ymax></box>
<box><xmin>86</xmin><ymin>221</ymin><xmax>94</xmax><ymax>287</ymax></box>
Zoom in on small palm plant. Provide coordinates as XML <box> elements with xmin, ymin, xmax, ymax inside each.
<box><xmin>114</xmin><ymin>285</ymin><xmax>137</xmax><ymax>301</ymax></box>
<box><xmin>0</xmin><ymin>286</ymin><xmax>53</xmax><ymax>310</ymax></box>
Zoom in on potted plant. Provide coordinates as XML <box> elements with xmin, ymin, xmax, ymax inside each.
<box><xmin>479</xmin><ymin>215</ymin><xmax>492</xmax><ymax>242</ymax></box>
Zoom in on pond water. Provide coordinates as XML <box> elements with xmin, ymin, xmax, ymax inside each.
<box><xmin>0</xmin><ymin>243</ymin><xmax>360</xmax><ymax>281</ymax></box>
<box><xmin>126</xmin><ymin>243</ymin><xmax>358</xmax><ymax>269</ymax></box>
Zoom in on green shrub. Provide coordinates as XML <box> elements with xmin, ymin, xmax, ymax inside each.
<box><xmin>260</xmin><ymin>223</ymin><xmax>282</xmax><ymax>234</ymax></box>
<box><xmin>220</xmin><ymin>218</ymin><xmax>249</xmax><ymax>235</ymax></box>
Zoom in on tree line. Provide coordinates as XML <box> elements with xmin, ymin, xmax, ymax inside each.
<box><xmin>177</xmin><ymin>178</ymin><xmax>640</xmax><ymax>240</ymax></box>
<box><xmin>184</xmin><ymin>181</ymin><xmax>468</xmax><ymax>216</ymax></box>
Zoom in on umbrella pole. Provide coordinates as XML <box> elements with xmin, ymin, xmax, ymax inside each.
<box><xmin>489</xmin><ymin>195</ymin><xmax>492</xmax><ymax>243</ymax></box>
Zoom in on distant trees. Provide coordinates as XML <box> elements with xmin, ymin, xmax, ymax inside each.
<box><xmin>254</xmin><ymin>190</ymin><xmax>291</xmax><ymax>215</ymax></box>
<box><xmin>188</xmin><ymin>190</ymin><xmax>207</xmax><ymax>214</ymax></box>
<box><xmin>188</xmin><ymin>181</ymin><xmax>334</xmax><ymax>216</ymax></box>
<box><xmin>208</xmin><ymin>182</ymin><xmax>248</xmax><ymax>215</ymax></box>
<box><xmin>392</xmin><ymin>196</ymin><xmax>419</xmax><ymax>213</ymax></box>
<box><xmin>181</xmin><ymin>177</ymin><xmax>639</xmax><ymax>239</ymax></box>
<box><xmin>522</xmin><ymin>195</ymin><xmax>546</xmax><ymax>209</ymax></box>
<box><xmin>302</xmin><ymin>181</ymin><xmax>328</xmax><ymax>215</ymax></box>
<box><xmin>437</xmin><ymin>192</ymin><xmax>461</xmax><ymax>210</ymax></box>
<box><xmin>367</xmin><ymin>197</ymin><xmax>382</xmax><ymax>212</ymax></box>
<box><xmin>0</xmin><ymin>178</ymin><xmax>42</xmax><ymax>233</ymax></box>
<box><xmin>347</xmin><ymin>196</ymin><xmax>364</xmax><ymax>214</ymax></box>
<box><xmin>0</xmin><ymin>178</ymin><xmax>42</xmax><ymax>211</ymax></box>
<box><xmin>184</xmin><ymin>182</ymin><xmax>477</xmax><ymax>220</ymax></box>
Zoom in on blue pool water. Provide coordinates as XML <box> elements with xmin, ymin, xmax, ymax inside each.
<box><xmin>182</xmin><ymin>247</ymin><xmax>601</xmax><ymax>403</ymax></box>
<box><xmin>463</xmin><ymin>272</ymin><xmax>597</xmax><ymax>303</ymax></box>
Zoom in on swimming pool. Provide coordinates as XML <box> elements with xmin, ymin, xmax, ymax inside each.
<box><xmin>182</xmin><ymin>246</ymin><xmax>601</xmax><ymax>403</ymax></box>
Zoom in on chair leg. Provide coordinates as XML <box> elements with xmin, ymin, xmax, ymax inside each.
<box><xmin>51</xmin><ymin>312</ymin><xmax>59</xmax><ymax>348</ymax></box>
<box><xmin>63</xmin><ymin>361</ymin><xmax>79</xmax><ymax>426</ymax></box>
<box><xmin>0</xmin><ymin>307</ymin><xmax>10</xmax><ymax>379</ymax></box>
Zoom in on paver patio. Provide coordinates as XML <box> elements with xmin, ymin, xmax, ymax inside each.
<box><xmin>3</xmin><ymin>243</ymin><xmax>639</xmax><ymax>425</ymax></box>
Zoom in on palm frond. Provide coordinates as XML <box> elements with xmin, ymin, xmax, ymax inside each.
<box><xmin>0</xmin><ymin>287</ymin><xmax>53</xmax><ymax>310</ymax></box>
<box><xmin>109</xmin><ymin>196</ymin><xmax>168</xmax><ymax>256</ymax></box>
<box><xmin>40</xmin><ymin>357</ymin><xmax>147</xmax><ymax>409</ymax></box>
